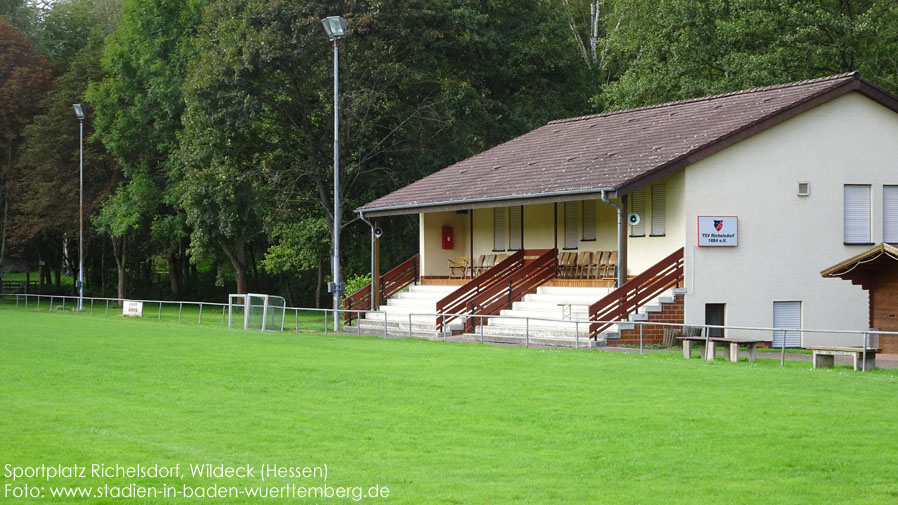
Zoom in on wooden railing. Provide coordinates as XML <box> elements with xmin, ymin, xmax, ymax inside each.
<box><xmin>343</xmin><ymin>253</ymin><xmax>419</xmax><ymax>324</ymax></box>
<box><xmin>588</xmin><ymin>247</ymin><xmax>684</xmax><ymax>339</ymax></box>
<box><xmin>436</xmin><ymin>249</ymin><xmax>557</xmax><ymax>333</ymax></box>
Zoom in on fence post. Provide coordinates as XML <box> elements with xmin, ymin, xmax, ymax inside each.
<box><xmin>50</xmin><ymin>296</ymin><xmax>54</xmax><ymax>311</ymax></box>
<box><xmin>222</xmin><ymin>306</ymin><xmax>225</xmax><ymax>326</ymax></box>
<box><xmin>639</xmin><ymin>322</ymin><xmax>644</xmax><ymax>355</ymax></box>
<box><xmin>409</xmin><ymin>313</ymin><xmax>413</xmax><ymax>339</ymax></box>
<box><xmin>480</xmin><ymin>315</ymin><xmax>484</xmax><ymax>344</ymax></box>
<box><xmin>62</xmin><ymin>298</ymin><xmax>65</xmax><ymax>311</ymax></box>
<box><xmin>90</xmin><ymin>299</ymin><xmax>93</xmax><ymax>314</ymax></box>
<box><xmin>158</xmin><ymin>302</ymin><xmax>162</xmax><ymax>320</ymax></box>
<box><xmin>179</xmin><ymin>303</ymin><xmax>183</xmax><ymax>323</ymax></box>
<box><xmin>862</xmin><ymin>331</ymin><xmax>868</xmax><ymax>372</ymax></box>
<box><xmin>780</xmin><ymin>329</ymin><xmax>786</xmax><ymax>368</ymax></box>
<box><xmin>295</xmin><ymin>309</ymin><xmax>299</xmax><ymax>332</ymax></box>
<box><xmin>703</xmin><ymin>325</ymin><xmax>711</xmax><ymax>360</ymax></box>
<box><xmin>198</xmin><ymin>303</ymin><xmax>203</xmax><ymax>325</ymax></box>
<box><xmin>526</xmin><ymin>317</ymin><xmax>530</xmax><ymax>347</ymax></box>
<box><xmin>324</xmin><ymin>311</ymin><xmax>328</xmax><ymax>334</ymax></box>
<box><xmin>105</xmin><ymin>299</ymin><xmax>109</xmax><ymax>316</ymax></box>
<box><xmin>575</xmin><ymin>321</ymin><xmax>579</xmax><ymax>349</ymax></box>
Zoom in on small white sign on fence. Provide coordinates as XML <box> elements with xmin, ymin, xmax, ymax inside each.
<box><xmin>123</xmin><ymin>300</ymin><xmax>143</xmax><ymax>317</ymax></box>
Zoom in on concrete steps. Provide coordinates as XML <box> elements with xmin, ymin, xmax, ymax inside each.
<box><xmin>352</xmin><ymin>284</ymin><xmax>460</xmax><ymax>337</ymax></box>
<box><xmin>350</xmin><ymin>282</ymin><xmax>684</xmax><ymax>348</ymax></box>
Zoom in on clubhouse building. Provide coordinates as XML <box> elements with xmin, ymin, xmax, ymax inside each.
<box><xmin>353</xmin><ymin>73</ymin><xmax>898</xmax><ymax>347</ymax></box>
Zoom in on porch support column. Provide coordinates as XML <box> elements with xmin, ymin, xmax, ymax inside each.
<box><xmin>469</xmin><ymin>210</ymin><xmax>474</xmax><ymax>274</ymax></box>
<box><xmin>618</xmin><ymin>194</ymin><xmax>628</xmax><ymax>286</ymax></box>
<box><xmin>554</xmin><ymin>203</ymin><xmax>558</xmax><ymax>250</ymax></box>
<box><xmin>373</xmin><ymin>218</ymin><xmax>381</xmax><ymax>309</ymax></box>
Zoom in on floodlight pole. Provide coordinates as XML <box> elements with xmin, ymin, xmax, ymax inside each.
<box><xmin>331</xmin><ymin>37</ymin><xmax>342</xmax><ymax>331</ymax></box>
<box><xmin>77</xmin><ymin>109</ymin><xmax>84</xmax><ymax>311</ymax></box>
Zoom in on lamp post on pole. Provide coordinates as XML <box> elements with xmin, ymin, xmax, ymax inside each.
<box><xmin>73</xmin><ymin>104</ymin><xmax>85</xmax><ymax>311</ymax></box>
<box><xmin>321</xmin><ymin>16</ymin><xmax>348</xmax><ymax>331</ymax></box>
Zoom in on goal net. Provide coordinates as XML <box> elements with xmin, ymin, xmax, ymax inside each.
<box><xmin>228</xmin><ymin>293</ymin><xmax>286</xmax><ymax>331</ymax></box>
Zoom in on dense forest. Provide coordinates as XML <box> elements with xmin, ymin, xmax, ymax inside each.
<box><xmin>1</xmin><ymin>0</ymin><xmax>896</xmax><ymax>306</ymax></box>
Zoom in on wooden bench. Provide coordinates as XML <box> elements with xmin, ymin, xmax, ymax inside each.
<box><xmin>805</xmin><ymin>346</ymin><xmax>881</xmax><ymax>371</ymax></box>
<box><xmin>678</xmin><ymin>336</ymin><xmax>769</xmax><ymax>362</ymax></box>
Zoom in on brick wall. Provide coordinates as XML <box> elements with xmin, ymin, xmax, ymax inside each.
<box><xmin>613</xmin><ymin>293</ymin><xmax>684</xmax><ymax>345</ymax></box>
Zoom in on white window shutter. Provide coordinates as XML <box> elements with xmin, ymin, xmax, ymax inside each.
<box><xmin>844</xmin><ymin>185</ymin><xmax>871</xmax><ymax>244</ymax></box>
<box><xmin>493</xmin><ymin>207</ymin><xmax>506</xmax><ymax>251</ymax></box>
<box><xmin>630</xmin><ymin>189</ymin><xmax>646</xmax><ymax>236</ymax></box>
<box><xmin>651</xmin><ymin>184</ymin><xmax>666</xmax><ymax>236</ymax></box>
<box><xmin>772</xmin><ymin>301</ymin><xmax>802</xmax><ymax>348</ymax></box>
<box><xmin>509</xmin><ymin>206</ymin><xmax>523</xmax><ymax>250</ymax></box>
<box><xmin>884</xmin><ymin>186</ymin><xmax>898</xmax><ymax>244</ymax></box>
<box><xmin>582</xmin><ymin>200</ymin><xmax>596</xmax><ymax>240</ymax></box>
<box><xmin>564</xmin><ymin>202</ymin><xmax>578</xmax><ymax>249</ymax></box>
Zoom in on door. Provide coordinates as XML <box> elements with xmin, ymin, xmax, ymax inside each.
<box><xmin>705</xmin><ymin>303</ymin><xmax>725</xmax><ymax>338</ymax></box>
<box><xmin>772</xmin><ymin>301</ymin><xmax>801</xmax><ymax>348</ymax></box>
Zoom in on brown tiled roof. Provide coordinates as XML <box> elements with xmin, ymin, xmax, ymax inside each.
<box><xmin>358</xmin><ymin>73</ymin><xmax>898</xmax><ymax>216</ymax></box>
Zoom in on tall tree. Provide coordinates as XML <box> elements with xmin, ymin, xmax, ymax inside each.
<box><xmin>87</xmin><ymin>0</ymin><xmax>205</xmax><ymax>298</ymax></box>
<box><xmin>14</xmin><ymin>4</ymin><xmax>123</xmax><ymax>292</ymax></box>
<box><xmin>0</xmin><ymin>16</ymin><xmax>53</xmax><ymax>267</ymax></box>
<box><xmin>599</xmin><ymin>0</ymin><xmax>898</xmax><ymax>110</ymax></box>
<box><xmin>180</xmin><ymin>0</ymin><xmax>592</xmax><ymax>299</ymax></box>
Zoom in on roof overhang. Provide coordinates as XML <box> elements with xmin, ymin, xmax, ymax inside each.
<box><xmin>357</xmin><ymin>187</ymin><xmax>618</xmax><ymax>217</ymax></box>
<box><xmin>821</xmin><ymin>243</ymin><xmax>898</xmax><ymax>288</ymax></box>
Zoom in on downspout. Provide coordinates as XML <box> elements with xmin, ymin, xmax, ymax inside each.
<box><xmin>359</xmin><ymin>212</ymin><xmax>376</xmax><ymax>310</ymax></box>
<box><xmin>600</xmin><ymin>190</ymin><xmax>623</xmax><ymax>287</ymax></box>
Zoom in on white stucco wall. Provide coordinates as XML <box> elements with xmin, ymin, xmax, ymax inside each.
<box><xmin>419</xmin><ymin>211</ymin><xmax>469</xmax><ymax>276</ymax></box>
<box><xmin>626</xmin><ymin>170</ymin><xmax>686</xmax><ymax>274</ymax></box>
<box><xmin>683</xmin><ymin>92</ymin><xmax>897</xmax><ymax>346</ymax></box>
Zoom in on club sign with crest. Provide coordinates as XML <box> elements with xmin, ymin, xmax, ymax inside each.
<box><xmin>697</xmin><ymin>216</ymin><xmax>738</xmax><ymax>247</ymax></box>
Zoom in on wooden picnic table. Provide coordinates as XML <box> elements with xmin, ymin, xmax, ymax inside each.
<box><xmin>678</xmin><ymin>336</ymin><xmax>770</xmax><ymax>362</ymax></box>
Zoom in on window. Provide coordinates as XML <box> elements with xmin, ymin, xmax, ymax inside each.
<box><xmin>493</xmin><ymin>207</ymin><xmax>506</xmax><ymax>251</ymax></box>
<box><xmin>772</xmin><ymin>301</ymin><xmax>802</xmax><ymax>348</ymax></box>
<box><xmin>843</xmin><ymin>185</ymin><xmax>871</xmax><ymax>244</ymax></box>
<box><xmin>630</xmin><ymin>189</ymin><xmax>646</xmax><ymax>237</ymax></box>
<box><xmin>885</xmin><ymin>186</ymin><xmax>898</xmax><ymax>244</ymax></box>
<box><xmin>582</xmin><ymin>200</ymin><xmax>596</xmax><ymax>241</ymax></box>
<box><xmin>797</xmin><ymin>182</ymin><xmax>810</xmax><ymax>196</ymax></box>
<box><xmin>564</xmin><ymin>202</ymin><xmax>578</xmax><ymax>249</ymax></box>
<box><xmin>509</xmin><ymin>206</ymin><xmax>523</xmax><ymax>250</ymax></box>
<box><xmin>651</xmin><ymin>184</ymin><xmax>666</xmax><ymax>236</ymax></box>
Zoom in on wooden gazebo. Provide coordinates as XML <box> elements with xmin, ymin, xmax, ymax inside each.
<box><xmin>821</xmin><ymin>243</ymin><xmax>898</xmax><ymax>353</ymax></box>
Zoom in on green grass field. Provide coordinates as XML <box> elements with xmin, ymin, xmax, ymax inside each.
<box><xmin>2</xmin><ymin>305</ymin><xmax>897</xmax><ymax>504</ymax></box>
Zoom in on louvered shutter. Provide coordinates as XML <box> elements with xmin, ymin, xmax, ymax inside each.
<box><xmin>493</xmin><ymin>207</ymin><xmax>506</xmax><ymax>251</ymax></box>
<box><xmin>564</xmin><ymin>202</ymin><xmax>578</xmax><ymax>249</ymax></box>
<box><xmin>630</xmin><ymin>189</ymin><xmax>646</xmax><ymax>236</ymax></box>
<box><xmin>884</xmin><ymin>186</ymin><xmax>898</xmax><ymax>244</ymax></box>
<box><xmin>772</xmin><ymin>301</ymin><xmax>802</xmax><ymax>348</ymax></box>
<box><xmin>509</xmin><ymin>206</ymin><xmax>522</xmax><ymax>250</ymax></box>
<box><xmin>651</xmin><ymin>184</ymin><xmax>666</xmax><ymax>236</ymax></box>
<box><xmin>582</xmin><ymin>200</ymin><xmax>596</xmax><ymax>241</ymax></box>
<box><xmin>844</xmin><ymin>185</ymin><xmax>871</xmax><ymax>244</ymax></box>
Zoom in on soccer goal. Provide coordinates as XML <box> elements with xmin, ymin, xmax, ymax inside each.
<box><xmin>228</xmin><ymin>293</ymin><xmax>286</xmax><ymax>331</ymax></box>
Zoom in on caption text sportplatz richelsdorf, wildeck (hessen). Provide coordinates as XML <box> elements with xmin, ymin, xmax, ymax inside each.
<box><xmin>3</xmin><ymin>463</ymin><xmax>391</xmax><ymax>501</ymax></box>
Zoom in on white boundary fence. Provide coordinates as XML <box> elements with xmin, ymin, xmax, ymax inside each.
<box><xmin>2</xmin><ymin>293</ymin><xmax>895</xmax><ymax>371</ymax></box>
